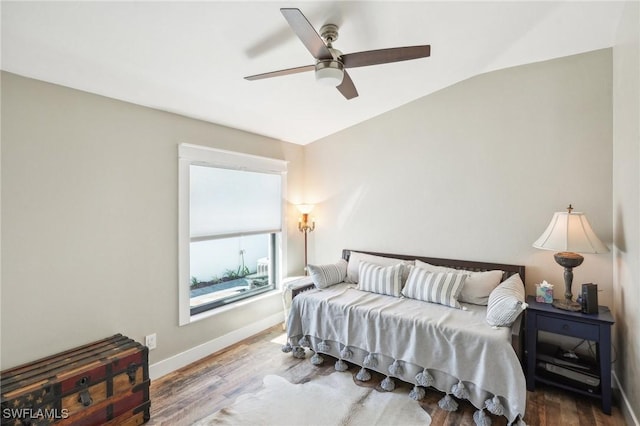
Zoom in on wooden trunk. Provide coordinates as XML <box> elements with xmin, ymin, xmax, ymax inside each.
<box><xmin>1</xmin><ymin>334</ymin><xmax>150</xmax><ymax>426</ymax></box>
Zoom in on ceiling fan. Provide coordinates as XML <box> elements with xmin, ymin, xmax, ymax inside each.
<box><xmin>244</xmin><ymin>8</ymin><xmax>431</xmax><ymax>100</ymax></box>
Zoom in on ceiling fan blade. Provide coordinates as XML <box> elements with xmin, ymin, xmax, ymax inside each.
<box><xmin>280</xmin><ymin>8</ymin><xmax>333</xmax><ymax>60</ymax></box>
<box><xmin>341</xmin><ymin>45</ymin><xmax>431</xmax><ymax>68</ymax></box>
<box><xmin>337</xmin><ymin>70</ymin><xmax>358</xmax><ymax>100</ymax></box>
<box><xmin>244</xmin><ymin>64</ymin><xmax>315</xmax><ymax>81</ymax></box>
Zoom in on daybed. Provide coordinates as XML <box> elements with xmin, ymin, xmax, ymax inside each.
<box><xmin>284</xmin><ymin>249</ymin><xmax>527</xmax><ymax>425</ymax></box>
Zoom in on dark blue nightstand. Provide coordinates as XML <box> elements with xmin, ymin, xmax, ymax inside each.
<box><xmin>525</xmin><ymin>295</ymin><xmax>615</xmax><ymax>414</ymax></box>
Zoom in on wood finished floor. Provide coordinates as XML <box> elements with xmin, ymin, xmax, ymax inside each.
<box><xmin>148</xmin><ymin>325</ymin><xmax>626</xmax><ymax>425</ymax></box>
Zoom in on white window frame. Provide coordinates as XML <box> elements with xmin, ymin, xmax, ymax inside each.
<box><xmin>178</xmin><ymin>143</ymin><xmax>288</xmax><ymax>325</ymax></box>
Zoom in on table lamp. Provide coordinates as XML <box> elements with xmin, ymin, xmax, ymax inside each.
<box><xmin>532</xmin><ymin>205</ymin><xmax>609</xmax><ymax>311</ymax></box>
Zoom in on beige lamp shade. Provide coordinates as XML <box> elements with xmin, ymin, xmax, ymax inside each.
<box><xmin>533</xmin><ymin>210</ymin><xmax>609</xmax><ymax>254</ymax></box>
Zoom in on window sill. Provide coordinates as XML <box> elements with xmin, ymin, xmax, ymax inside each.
<box><xmin>187</xmin><ymin>289</ymin><xmax>282</xmax><ymax>324</ymax></box>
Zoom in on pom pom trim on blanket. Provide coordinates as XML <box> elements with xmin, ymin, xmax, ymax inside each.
<box><xmin>452</xmin><ymin>380</ymin><xmax>470</xmax><ymax>400</ymax></box>
<box><xmin>415</xmin><ymin>368</ymin><xmax>434</xmax><ymax>387</ymax></box>
<box><xmin>363</xmin><ymin>353</ymin><xmax>378</xmax><ymax>368</ymax></box>
<box><xmin>438</xmin><ymin>394</ymin><xmax>458</xmax><ymax>411</ymax></box>
<box><xmin>409</xmin><ymin>385</ymin><xmax>426</xmax><ymax>401</ymax></box>
<box><xmin>318</xmin><ymin>340</ymin><xmax>331</xmax><ymax>352</ymax></box>
<box><xmin>356</xmin><ymin>367</ymin><xmax>371</xmax><ymax>382</ymax></box>
<box><xmin>473</xmin><ymin>408</ymin><xmax>492</xmax><ymax>426</ymax></box>
<box><xmin>340</xmin><ymin>346</ymin><xmax>353</xmax><ymax>360</ymax></box>
<box><xmin>388</xmin><ymin>359</ymin><xmax>404</xmax><ymax>376</ymax></box>
<box><xmin>485</xmin><ymin>395</ymin><xmax>505</xmax><ymax>416</ymax></box>
<box><xmin>335</xmin><ymin>358</ymin><xmax>349</xmax><ymax>372</ymax></box>
<box><xmin>287</xmin><ymin>336</ymin><xmax>523</xmax><ymax>424</ymax></box>
<box><xmin>310</xmin><ymin>352</ymin><xmax>324</xmax><ymax>365</ymax></box>
<box><xmin>380</xmin><ymin>376</ymin><xmax>396</xmax><ymax>392</ymax></box>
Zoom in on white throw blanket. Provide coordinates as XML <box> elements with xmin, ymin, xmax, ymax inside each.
<box><xmin>287</xmin><ymin>284</ymin><xmax>526</xmax><ymax>423</ymax></box>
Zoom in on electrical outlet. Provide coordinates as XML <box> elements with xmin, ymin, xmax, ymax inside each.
<box><xmin>145</xmin><ymin>333</ymin><xmax>157</xmax><ymax>350</ymax></box>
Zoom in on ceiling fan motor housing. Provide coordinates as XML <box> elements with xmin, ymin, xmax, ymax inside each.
<box><xmin>320</xmin><ymin>24</ymin><xmax>339</xmax><ymax>44</ymax></box>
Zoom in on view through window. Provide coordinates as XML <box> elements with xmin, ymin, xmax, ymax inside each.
<box><xmin>178</xmin><ymin>144</ymin><xmax>286</xmax><ymax>321</ymax></box>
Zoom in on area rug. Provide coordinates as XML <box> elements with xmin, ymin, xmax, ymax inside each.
<box><xmin>193</xmin><ymin>372</ymin><xmax>432</xmax><ymax>425</ymax></box>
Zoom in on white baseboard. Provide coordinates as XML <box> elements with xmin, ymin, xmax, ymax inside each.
<box><xmin>613</xmin><ymin>370</ymin><xmax>640</xmax><ymax>426</ymax></box>
<box><xmin>149</xmin><ymin>312</ymin><xmax>283</xmax><ymax>380</ymax></box>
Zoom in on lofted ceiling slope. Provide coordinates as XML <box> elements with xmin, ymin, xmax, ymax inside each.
<box><xmin>1</xmin><ymin>1</ymin><xmax>627</xmax><ymax>145</ymax></box>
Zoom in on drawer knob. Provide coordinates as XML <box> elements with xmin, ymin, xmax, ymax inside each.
<box><xmin>562</xmin><ymin>324</ymin><xmax>570</xmax><ymax>331</ymax></box>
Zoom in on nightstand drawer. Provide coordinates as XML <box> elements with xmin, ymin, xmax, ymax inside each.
<box><xmin>537</xmin><ymin>315</ymin><xmax>599</xmax><ymax>340</ymax></box>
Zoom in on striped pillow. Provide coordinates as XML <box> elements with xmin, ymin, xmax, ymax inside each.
<box><xmin>307</xmin><ymin>259</ymin><xmax>348</xmax><ymax>289</ymax></box>
<box><xmin>402</xmin><ymin>267</ymin><xmax>467</xmax><ymax>309</ymax></box>
<box><xmin>486</xmin><ymin>273</ymin><xmax>526</xmax><ymax>326</ymax></box>
<box><xmin>345</xmin><ymin>252</ymin><xmax>413</xmax><ymax>284</ymax></box>
<box><xmin>357</xmin><ymin>261</ymin><xmax>403</xmax><ymax>297</ymax></box>
<box><xmin>414</xmin><ymin>260</ymin><xmax>503</xmax><ymax>305</ymax></box>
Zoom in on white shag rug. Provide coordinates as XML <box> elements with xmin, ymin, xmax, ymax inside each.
<box><xmin>193</xmin><ymin>372</ymin><xmax>432</xmax><ymax>425</ymax></box>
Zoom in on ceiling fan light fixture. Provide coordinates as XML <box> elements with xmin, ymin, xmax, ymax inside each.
<box><xmin>315</xmin><ymin>60</ymin><xmax>344</xmax><ymax>86</ymax></box>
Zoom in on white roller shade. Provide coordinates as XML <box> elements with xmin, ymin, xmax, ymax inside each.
<box><xmin>189</xmin><ymin>165</ymin><xmax>282</xmax><ymax>239</ymax></box>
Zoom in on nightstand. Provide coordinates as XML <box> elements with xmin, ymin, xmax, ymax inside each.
<box><xmin>525</xmin><ymin>295</ymin><xmax>615</xmax><ymax>414</ymax></box>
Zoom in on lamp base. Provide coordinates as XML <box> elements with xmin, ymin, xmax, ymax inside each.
<box><xmin>552</xmin><ymin>298</ymin><xmax>582</xmax><ymax>312</ymax></box>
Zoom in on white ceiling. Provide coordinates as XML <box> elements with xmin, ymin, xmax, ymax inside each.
<box><xmin>1</xmin><ymin>1</ymin><xmax>627</xmax><ymax>145</ymax></box>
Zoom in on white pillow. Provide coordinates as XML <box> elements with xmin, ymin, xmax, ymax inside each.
<box><xmin>415</xmin><ymin>260</ymin><xmax>503</xmax><ymax>305</ymax></box>
<box><xmin>346</xmin><ymin>252</ymin><xmax>413</xmax><ymax>284</ymax></box>
<box><xmin>486</xmin><ymin>273</ymin><xmax>526</xmax><ymax>327</ymax></box>
<box><xmin>402</xmin><ymin>267</ymin><xmax>467</xmax><ymax>309</ymax></box>
<box><xmin>307</xmin><ymin>259</ymin><xmax>348</xmax><ymax>289</ymax></box>
<box><xmin>357</xmin><ymin>261</ymin><xmax>403</xmax><ymax>297</ymax></box>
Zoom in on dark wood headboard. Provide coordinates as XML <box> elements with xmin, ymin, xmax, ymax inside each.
<box><xmin>342</xmin><ymin>249</ymin><xmax>526</xmax><ymax>283</ymax></box>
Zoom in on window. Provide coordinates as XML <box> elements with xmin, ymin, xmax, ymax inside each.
<box><xmin>178</xmin><ymin>144</ymin><xmax>287</xmax><ymax>324</ymax></box>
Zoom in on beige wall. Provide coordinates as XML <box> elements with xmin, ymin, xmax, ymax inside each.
<box><xmin>305</xmin><ymin>49</ymin><xmax>614</xmax><ymax>306</ymax></box>
<box><xmin>613</xmin><ymin>1</ymin><xmax>640</xmax><ymax>424</ymax></box>
<box><xmin>0</xmin><ymin>72</ymin><xmax>305</xmax><ymax>369</ymax></box>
